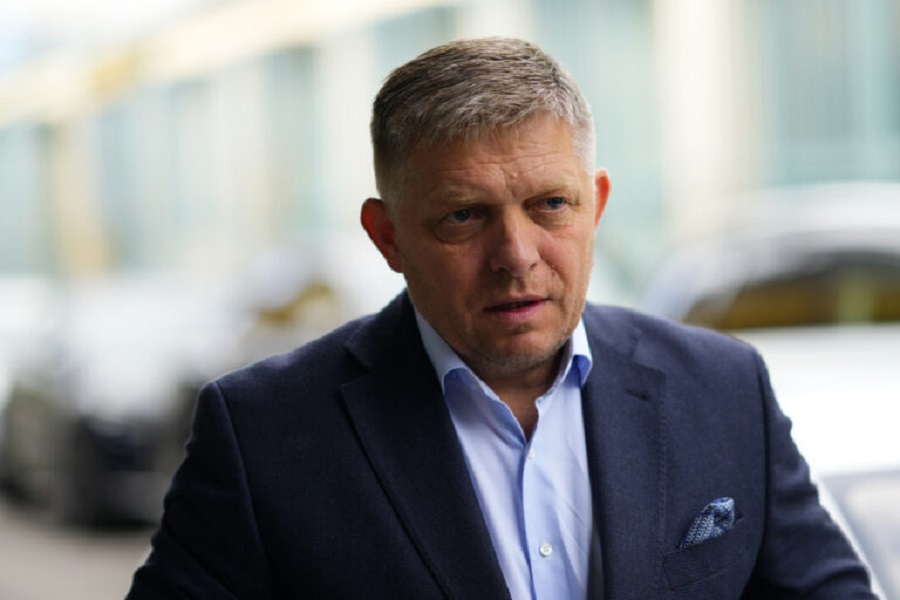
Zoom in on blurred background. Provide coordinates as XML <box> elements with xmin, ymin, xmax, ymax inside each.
<box><xmin>0</xmin><ymin>0</ymin><xmax>898</xmax><ymax>598</ymax></box>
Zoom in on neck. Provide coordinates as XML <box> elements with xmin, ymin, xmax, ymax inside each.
<box><xmin>478</xmin><ymin>352</ymin><xmax>563</xmax><ymax>441</ymax></box>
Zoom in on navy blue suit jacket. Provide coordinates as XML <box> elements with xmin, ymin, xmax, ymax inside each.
<box><xmin>127</xmin><ymin>293</ymin><xmax>875</xmax><ymax>599</ymax></box>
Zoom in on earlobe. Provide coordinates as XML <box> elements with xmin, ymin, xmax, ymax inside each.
<box><xmin>593</xmin><ymin>169</ymin><xmax>611</xmax><ymax>226</ymax></box>
<box><xmin>360</xmin><ymin>198</ymin><xmax>404</xmax><ymax>273</ymax></box>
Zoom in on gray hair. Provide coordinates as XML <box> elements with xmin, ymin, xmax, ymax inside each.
<box><xmin>371</xmin><ymin>37</ymin><xmax>595</xmax><ymax>205</ymax></box>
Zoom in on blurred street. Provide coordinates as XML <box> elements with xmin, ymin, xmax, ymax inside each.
<box><xmin>0</xmin><ymin>498</ymin><xmax>151</xmax><ymax>600</ymax></box>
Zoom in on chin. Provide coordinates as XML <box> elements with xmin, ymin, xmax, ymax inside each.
<box><xmin>483</xmin><ymin>339</ymin><xmax>566</xmax><ymax>371</ymax></box>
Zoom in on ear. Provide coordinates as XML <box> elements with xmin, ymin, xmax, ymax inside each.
<box><xmin>361</xmin><ymin>198</ymin><xmax>404</xmax><ymax>273</ymax></box>
<box><xmin>593</xmin><ymin>168</ymin><xmax>611</xmax><ymax>226</ymax></box>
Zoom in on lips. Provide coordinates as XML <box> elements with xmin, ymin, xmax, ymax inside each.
<box><xmin>484</xmin><ymin>297</ymin><xmax>548</xmax><ymax>322</ymax></box>
<box><xmin>487</xmin><ymin>299</ymin><xmax>542</xmax><ymax>312</ymax></box>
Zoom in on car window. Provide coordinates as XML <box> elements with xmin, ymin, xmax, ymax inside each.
<box><xmin>683</xmin><ymin>258</ymin><xmax>900</xmax><ymax>330</ymax></box>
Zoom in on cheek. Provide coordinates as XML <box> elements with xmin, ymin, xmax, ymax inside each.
<box><xmin>405</xmin><ymin>246</ymin><xmax>478</xmax><ymax>297</ymax></box>
<box><xmin>422</xmin><ymin>243</ymin><xmax>484</xmax><ymax>275</ymax></box>
<box><xmin>546</xmin><ymin>236</ymin><xmax>593</xmax><ymax>277</ymax></box>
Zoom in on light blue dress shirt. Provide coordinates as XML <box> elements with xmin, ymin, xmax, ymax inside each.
<box><xmin>415</xmin><ymin>312</ymin><xmax>594</xmax><ymax>600</ymax></box>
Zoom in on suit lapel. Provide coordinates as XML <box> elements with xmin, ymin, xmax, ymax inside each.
<box><xmin>582</xmin><ymin>308</ymin><xmax>667</xmax><ymax>599</ymax></box>
<box><xmin>340</xmin><ymin>295</ymin><xmax>510</xmax><ymax>600</ymax></box>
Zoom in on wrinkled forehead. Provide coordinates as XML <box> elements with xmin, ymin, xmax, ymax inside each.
<box><xmin>408</xmin><ymin>114</ymin><xmax>579</xmax><ymax>166</ymax></box>
<box><xmin>401</xmin><ymin>119</ymin><xmax>590</xmax><ymax>199</ymax></box>
<box><xmin>378</xmin><ymin>114</ymin><xmax>592</xmax><ymax>208</ymax></box>
<box><xmin>387</xmin><ymin>109</ymin><xmax>548</xmax><ymax>158</ymax></box>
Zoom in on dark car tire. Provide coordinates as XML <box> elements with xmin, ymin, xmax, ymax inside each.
<box><xmin>50</xmin><ymin>422</ymin><xmax>103</xmax><ymax>527</ymax></box>
<box><xmin>0</xmin><ymin>412</ymin><xmax>22</xmax><ymax>497</ymax></box>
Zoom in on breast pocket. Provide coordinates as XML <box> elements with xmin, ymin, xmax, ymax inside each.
<box><xmin>662</xmin><ymin>517</ymin><xmax>752</xmax><ymax>590</ymax></box>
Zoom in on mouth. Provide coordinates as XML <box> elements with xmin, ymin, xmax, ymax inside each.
<box><xmin>487</xmin><ymin>299</ymin><xmax>542</xmax><ymax>311</ymax></box>
<box><xmin>485</xmin><ymin>297</ymin><xmax>547</xmax><ymax>319</ymax></box>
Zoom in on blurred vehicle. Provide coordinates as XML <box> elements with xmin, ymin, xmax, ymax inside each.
<box><xmin>0</xmin><ymin>274</ymin><xmax>236</xmax><ymax>526</ymax></box>
<box><xmin>0</xmin><ymin>236</ymin><xmax>405</xmax><ymax>528</ymax></box>
<box><xmin>0</xmin><ymin>277</ymin><xmax>57</xmax><ymax>474</ymax></box>
<box><xmin>638</xmin><ymin>182</ymin><xmax>900</xmax><ymax>598</ymax></box>
<box><xmin>230</xmin><ymin>235</ymin><xmax>404</xmax><ymax>360</ymax></box>
<box><xmin>640</xmin><ymin>182</ymin><xmax>900</xmax><ymax>329</ymax></box>
<box><xmin>178</xmin><ymin>234</ymin><xmax>406</xmax><ymax>387</ymax></box>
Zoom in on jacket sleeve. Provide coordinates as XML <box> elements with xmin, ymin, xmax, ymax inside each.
<box><xmin>125</xmin><ymin>382</ymin><xmax>277</xmax><ymax>599</ymax></box>
<box><xmin>745</xmin><ymin>352</ymin><xmax>877</xmax><ymax>599</ymax></box>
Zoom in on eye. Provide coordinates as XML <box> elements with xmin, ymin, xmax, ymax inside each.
<box><xmin>531</xmin><ymin>196</ymin><xmax>575</xmax><ymax>229</ymax></box>
<box><xmin>542</xmin><ymin>196</ymin><xmax>567</xmax><ymax>210</ymax></box>
<box><xmin>434</xmin><ymin>206</ymin><xmax>484</xmax><ymax>243</ymax></box>
<box><xmin>445</xmin><ymin>209</ymin><xmax>473</xmax><ymax>224</ymax></box>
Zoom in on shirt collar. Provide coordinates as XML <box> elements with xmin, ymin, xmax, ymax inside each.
<box><xmin>414</xmin><ymin>310</ymin><xmax>593</xmax><ymax>394</ymax></box>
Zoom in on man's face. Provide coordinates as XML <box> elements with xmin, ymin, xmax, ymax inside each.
<box><xmin>363</xmin><ymin>116</ymin><xmax>609</xmax><ymax>385</ymax></box>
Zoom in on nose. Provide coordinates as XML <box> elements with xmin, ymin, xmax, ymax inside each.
<box><xmin>488</xmin><ymin>210</ymin><xmax>540</xmax><ymax>278</ymax></box>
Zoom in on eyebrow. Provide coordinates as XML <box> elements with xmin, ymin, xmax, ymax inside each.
<box><xmin>433</xmin><ymin>193</ymin><xmax>482</xmax><ymax>208</ymax></box>
<box><xmin>432</xmin><ymin>178</ymin><xmax>579</xmax><ymax>203</ymax></box>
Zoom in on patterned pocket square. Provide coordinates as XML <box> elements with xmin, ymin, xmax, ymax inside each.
<box><xmin>679</xmin><ymin>497</ymin><xmax>736</xmax><ymax>550</ymax></box>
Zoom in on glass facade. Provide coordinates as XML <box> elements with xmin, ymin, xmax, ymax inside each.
<box><xmin>754</xmin><ymin>0</ymin><xmax>900</xmax><ymax>185</ymax></box>
<box><xmin>0</xmin><ymin>123</ymin><xmax>51</xmax><ymax>272</ymax></box>
<box><xmin>0</xmin><ymin>0</ymin><xmax>897</xmax><ymax>291</ymax></box>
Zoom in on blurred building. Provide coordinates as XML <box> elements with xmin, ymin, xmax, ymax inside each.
<box><xmin>0</xmin><ymin>0</ymin><xmax>898</xmax><ymax>296</ymax></box>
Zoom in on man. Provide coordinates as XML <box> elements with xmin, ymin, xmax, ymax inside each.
<box><xmin>127</xmin><ymin>38</ymin><xmax>876</xmax><ymax>599</ymax></box>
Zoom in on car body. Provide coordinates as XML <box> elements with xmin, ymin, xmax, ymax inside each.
<box><xmin>0</xmin><ymin>274</ymin><xmax>234</xmax><ymax>525</ymax></box>
<box><xmin>637</xmin><ymin>182</ymin><xmax>900</xmax><ymax>598</ymax></box>
<box><xmin>0</xmin><ymin>276</ymin><xmax>57</xmax><ymax>482</ymax></box>
<box><xmin>1</xmin><ymin>238</ymin><xmax>405</xmax><ymax>527</ymax></box>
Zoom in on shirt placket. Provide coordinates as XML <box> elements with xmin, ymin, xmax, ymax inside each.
<box><xmin>520</xmin><ymin>393</ymin><xmax>569</xmax><ymax>600</ymax></box>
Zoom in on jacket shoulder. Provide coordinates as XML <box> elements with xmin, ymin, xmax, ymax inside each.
<box><xmin>583</xmin><ymin>303</ymin><xmax>758</xmax><ymax>364</ymax></box>
<box><xmin>213</xmin><ymin>292</ymin><xmax>412</xmax><ymax>401</ymax></box>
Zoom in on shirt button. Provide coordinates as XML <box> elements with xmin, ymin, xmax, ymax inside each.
<box><xmin>527</xmin><ymin>449</ymin><xmax>535</xmax><ymax>460</ymax></box>
<box><xmin>539</xmin><ymin>542</ymin><xmax>553</xmax><ymax>557</ymax></box>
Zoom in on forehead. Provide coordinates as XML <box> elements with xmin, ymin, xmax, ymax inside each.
<box><xmin>402</xmin><ymin>118</ymin><xmax>586</xmax><ymax>201</ymax></box>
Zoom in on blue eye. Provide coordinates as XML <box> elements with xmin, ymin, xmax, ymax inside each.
<box><xmin>446</xmin><ymin>209</ymin><xmax>472</xmax><ymax>223</ymax></box>
<box><xmin>544</xmin><ymin>197</ymin><xmax>567</xmax><ymax>210</ymax></box>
